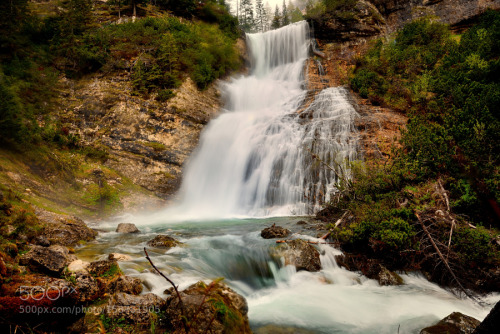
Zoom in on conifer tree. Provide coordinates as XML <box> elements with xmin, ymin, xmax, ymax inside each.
<box><xmin>255</xmin><ymin>0</ymin><xmax>266</xmax><ymax>32</ymax></box>
<box><xmin>282</xmin><ymin>0</ymin><xmax>290</xmax><ymax>26</ymax></box>
<box><xmin>271</xmin><ymin>5</ymin><xmax>281</xmax><ymax>29</ymax></box>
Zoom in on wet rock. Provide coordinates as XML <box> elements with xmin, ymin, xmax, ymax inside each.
<box><xmin>420</xmin><ymin>312</ymin><xmax>480</xmax><ymax>334</ymax></box>
<box><xmin>474</xmin><ymin>300</ymin><xmax>500</xmax><ymax>334</ymax></box>
<box><xmin>108</xmin><ymin>275</ymin><xmax>143</xmax><ymax>295</ymax></box>
<box><xmin>20</xmin><ymin>245</ymin><xmax>76</xmax><ymax>275</ymax></box>
<box><xmin>376</xmin><ymin>264</ymin><xmax>404</xmax><ymax>286</ymax></box>
<box><xmin>116</xmin><ymin>222</ymin><xmax>139</xmax><ymax>233</ymax></box>
<box><xmin>105</xmin><ymin>292</ymin><xmax>166</xmax><ymax>323</ymax></box>
<box><xmin>296</xmin><ymin>220</ymin><xmax>308</xmax><ymax>225</ymax></box>
<box><xmin>147</xmin><ymin>234</ymin><xmax>182</xmax><ymax>248</ymax></box>
<box><xmin>336</xmin><ymin>253</ymin><xmax>403</xmax><ymax>285</ymax></box>
<box><xmin>261</xmin><ymin>224</ymin><xmax>291</xmax><ymax>239</ymax></box>
<box><xmin>165</xmin><ymin>281</ymin><xmax>251</xmax><ymax>334</ymax></box>
<box><xmin>67</xmin><ymin>259</ymin><xmax>90</xmax><ymax>273</ymax></box>
<box><xmin>87</xmin><ymin>259</ymin><xmax>120</xmax><ymax>277</ymax></box>
<box><xmin>275</xmin><ymin>239</ymin><xmax>321</xmax><ymax>272</ymax></box>
<box><xmin>35</xmin><ymin>208</ymin><xmax>97</xmax><ymax>246</ymax></box>
<box><xmin>108</xmin><ymin>253</ymin><xmax>132</xmax><ymax>261</ymax></box>
<box><xmin>74</xmin><ymin>273</ymin><xmax>101</xmax><ymax>303</ymax></box>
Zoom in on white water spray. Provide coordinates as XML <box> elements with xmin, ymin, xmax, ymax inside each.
<box><xmin>161</xmin><ymin>21</ymin><xmax>358</xmax><ymax>220</ymax></box>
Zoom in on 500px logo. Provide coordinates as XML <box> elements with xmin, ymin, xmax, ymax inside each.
<box><xmin>18</xmin><ymin>286</ymin><xmax>77</xmax><ymax>301</ymax></box>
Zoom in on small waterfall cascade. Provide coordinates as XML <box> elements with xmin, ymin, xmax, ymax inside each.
<box><xmin>170</xmin><ymin>21</ymin><xmax>359</xmax><ymax>219</ymax></box>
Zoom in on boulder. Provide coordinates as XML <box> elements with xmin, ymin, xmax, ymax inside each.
<box><xmin>20</xmin><ymin>245</ymin><xmax>76</xmax><ymax>275</ymax></box>
<box><xmin>335</xmin><ymin>254</ymin><xmax>404</xmax><ymax>286</ymax></box>
<box><xmin>67</xmin><ymin>259</ymin><xmax>90</xmax><ymax>273</ymax></box>
<box><xmin>473</xmin><ymin>300</ymin><xmax>500</xmax><ymax>334</ymax></box>
<box><xmin>275</xmin><ymin>239</ymin><xmax>321</xmax><ymax>272</ymax></box>
<box><xmin>108</xmin><ymin>275</ymin><xmax>143</xmax><ymax>295</ymax></box>
<box><xmin>108</xmin><ymin>253</ymin><xmax>132</xmax><ymax>261</ymax></box>
<box><xmin>147</xmin><ymin>235</ymin><xmax>182</xmax><ymax>249</ymax></box>
<box><xmin>421</xmin><ymin>312</ymin><xmax>480</xmax><ymax>334</ymax></box>
<box><xmin>165</xmin><ymin>281</ymin><xmax>251</xmax><ymax>334</ymax></box>
<box><xmin>74</xmin><ymin>273</ymin><xmax>101</xmax><ymax>303</ymax></box>
<box><xmin>261</xmin><ymin>224</ymin><xmax>291</xmax><ymax>239</ymax></box>
<box><xmin>87</xmin><ymin>259</ymin><xmax>120</xmax><ymax>278</ymax></box>
<box><xmin>116</xmin><ymin>223</ymin><xmax>139</xmax><ymax>233</ymax></box>
<box><xmin>375</xmin><ymin>264</ymin><xmax>404</xmax><ymax>286</ymax></box>
<box><xmin>105</xmin><ymin>292</ymin><xmax>166</xmax><ymax>323</ymax></box>
<box><xmin>35</xmin><ymin>208</ymin><xmax>97</xmax><ymax>246</ymax></box>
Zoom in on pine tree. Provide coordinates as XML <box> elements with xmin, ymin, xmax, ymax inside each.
<box><xmin>282</xmin><ymin>0</ymin><xmax>290</xmax><ymax>26</ymax></box>
<box><xmin>255</xmin><ymin>0</ymin><xmax>266</xmax><ymax>32</ymax></box>
<box><xmin>240</xmin><ymin>0</ymin><xmax>255</xmax><ymax>32</ymax></box>
<box><xmin>271</xmin><ymin>5</ymin><xmax>281</xmax><ymax>29</ymax></box>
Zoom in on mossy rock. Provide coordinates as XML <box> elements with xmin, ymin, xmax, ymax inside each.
<box><xmin>146</xmin><ymin>235</ymin><xmax>182</xmax><ymax>249</ymax></box>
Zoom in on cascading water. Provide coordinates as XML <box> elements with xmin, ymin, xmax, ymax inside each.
<box><xmin>163</xmin><ymin>21</ymin><xmax>358</xmax><ymax>220</ymax></box>
<box><xmin>81</xmin><ymin>22</ymin><xmax>499</xmax><ymax>334</ymax></box>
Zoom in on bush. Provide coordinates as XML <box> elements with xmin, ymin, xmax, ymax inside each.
<box><xmin>453</xmin><ymin>226</ymin><xmax>499</xmax><ymax>265</ymax></box>
<box><xmin>350</xmin><ymin>12</ymin><xmax>500</xmax><ymax>224</ymax></box>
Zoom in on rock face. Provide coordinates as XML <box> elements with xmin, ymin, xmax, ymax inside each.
<box><xmin>20</xmin><ymin>245</ymin><xmax>76</xmax><ymax>275</ymax></box>
<box><xmin>165</xmin><ymin>281</ymin><xmax>251</xmax><ymax>334</ymax></box>
<box><xmin>370</xmin><ymin>0</ymin><xmax>500</xmax><ymax>33</ymax></box>
<box><xmin>261</xmin><ymin>224</ymin><xmax>291</xmax><ymax>239</ymax></box>
<box><xmin>473</xmin><ymin>300</ymin><xmax>500</xmax><ymax>334</ymax></box>
<box><xmin>116</xmin><ymin>222</ymin><xmax>139</xmax><ymax>233</ymax></box>
<box><xmin>62</xmin><ymin>71</ymin><xmax>222</xmax><ymax>200</ymax></box>
<box><xmin>35</xmin><ymin>208</ymin><xmax>97</xmax><ymax>246</ymax></box>
<box><xmin>275</xmin><ymin>239</ymin><xmax>321</xmax><ymax>272</ymax></box>
<box><xmin>310</xmin><ymin>0</ymin><xmax>386</xmax><ymax>43</ymax></box>
<box><xmin>420</xmin><ymin>312</ymin><xmax>481</xmax><ymax>334</ymax></box>
<box><xmin>105</xmin><ymin>292</ymin><xmax>166</xmax><ymax>323</ymax></box>
<box><xmin>147</xmin><ymin>235</ymin><xmax>182</xmax><ymax>249</ymax></box>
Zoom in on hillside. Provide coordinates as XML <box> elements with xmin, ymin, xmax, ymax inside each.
<box><xmin>0</xmin><ymin>0</ymin><xmax>244</xmax><ymax>218</ymax></box>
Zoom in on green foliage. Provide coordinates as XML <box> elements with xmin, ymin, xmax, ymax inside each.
<box><xmin>83</xmin><ymin>182</ymin><xmax>120</xmax><ymax>210</ymax></box>
<box><xmin>350</xmin><ymin>12</ymin><xmax>500</xmax><ymax>223</ymax></box>
<box><xmin>104</xmin><ymin>16</ymin><xmax>240</xmax><ymax>93</ymax></box>
<box><xmin>100</xmin><ymin>263</ymin><xmax>122</xmax><ymax>278</ymax></box>
<box><xmin>337</xmin><ymin>214</ymin><xmax>414</xmax><ymax>251</ymax></box>
<box><xmin>453</xmin><ymin>226</ymin><xmax>499</xmax><ymax>265</ymax></box>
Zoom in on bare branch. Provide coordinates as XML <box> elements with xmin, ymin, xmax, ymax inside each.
<box><xmin>144</xmin><ymin>247</ymin><xmax>189</xmax><ymax>334</ymax></box>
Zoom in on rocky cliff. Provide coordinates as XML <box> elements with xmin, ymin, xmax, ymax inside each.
<box><xmin>371</xmin><ymin>0</ymin><xmax>500</xmax><ymax>32</ymax></box>
<box><xmin>311</xmin><ymin>0</ymin><xmax>500</xmax><ymax>45</ymax></box>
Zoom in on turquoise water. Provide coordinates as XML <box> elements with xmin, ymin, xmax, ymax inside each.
<box><xmin>78</xmin><ymin>217</ymin><xmax>499</xmax><ymax>334</ymax></box>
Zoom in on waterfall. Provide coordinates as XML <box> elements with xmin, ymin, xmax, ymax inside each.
<box><xmin>168</xmin><ymin>21</ymin><xmax>358</xmax><ymax>219</ymax></box>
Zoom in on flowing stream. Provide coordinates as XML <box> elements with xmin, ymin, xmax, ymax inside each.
<box><xmin>79</xmin><ymin>22</ymin><xmax>499</xmax><ymax>333</ymax></box>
